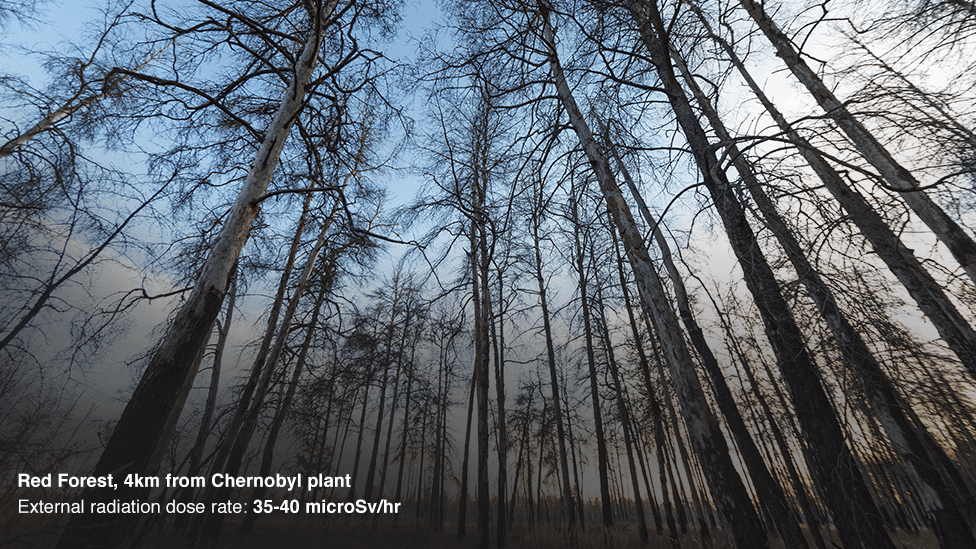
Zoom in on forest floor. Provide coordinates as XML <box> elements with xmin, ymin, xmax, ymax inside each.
<box><xmin>6</xmin><ymin>513</ymin><xmax>939</xmax><ymax>548</ymax></box>
<box><xmin>133</xmin><ymin>516</ymin><xmax>938</xmax><ymax>549</ymax></box>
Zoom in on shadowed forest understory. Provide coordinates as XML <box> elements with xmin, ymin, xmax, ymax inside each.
<box><xmin>3</xmin><ymin>0</ymin><xmax>976</xmax><ymax>548</ymax></box>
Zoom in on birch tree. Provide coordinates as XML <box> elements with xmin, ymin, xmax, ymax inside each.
<box><xmin>54</xmin><ymin>1</ymin><xmax>397</xmax><ymax>547</ymax></box>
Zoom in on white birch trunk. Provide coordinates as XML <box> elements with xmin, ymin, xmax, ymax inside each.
<box><xmin>55</xmin><ymin>11</ymin><xmax>329</xmax><ymax>549</ymax></box>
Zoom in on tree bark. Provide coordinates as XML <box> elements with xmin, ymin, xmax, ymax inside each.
<box><xmin>173</xmin><ymin>268</ymin><xmax>237</xmax><ymax>533</ymax></box>
<box><xmin>457</xmin><ymin>368</ymin><xmax>477</xmax><ymax>541</ymax></box>
<box><xmin>674</xmin><ymin>31</ymin><xmax>976</xmax><ymax>544</ymax></box>
<box><xmin>736</xmin><ymin>0</ymin><xmax>976</xmax><ymax>288</ymax></box>
<box><xmin>569</xmin><ymin>184</ymin><xmax>614</xmax><ymax>529</ymax></box>
<box><xmin>624</xmin><ymin>3</ymin><xmax>895</xmax><ymax>546</ymax></box>
<box><xmin>530</xmin><ymin>193</ymin><xmax>577</xmax><ymax>532</ymax></box>
<box><xmin>696</xmin><ymin>0</ymin><xmax>976</xmax><ymax>382</ymax></box>
<box><xmin>538</xmin><ymin>5</ymin><xmax>767</xmax><ymax>546</ymax></box>
<box><xmin>204</xmin><ymin>207</ymin><xmax>336</xmax><ymax>540</ymax></box>
<box><xmin>241</xmin><ymin>247</ymin><xmax>333</xmax><ymax>533</ymax></box>
<box><xmin>54</xmin><ymin>9</ymin><xmax>331</xmax><ymax>546</ymax></box>
<box><xmin>491</xmin><ymin>270</ymin><xmax>508</xmax><ymax>546</ymax></box>
<box><xmin>605</xmin><ymin>125</ymin><xmax>808</xmax><ymax>548</ymax></box>
<box><xmin>591</xmin><ymin>259</ymin><xmax>649</xmax><ymax>543</ymax></box>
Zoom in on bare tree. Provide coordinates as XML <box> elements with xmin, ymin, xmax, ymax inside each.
<box><xmin>537</xmin><ymin>4</ymin><xmax>768</xmax><ymax>546</ymax></box>
<box><xmin>736</xmin><ymin>0</ymin><xmax>976</xmax><ymax>289</ymax></box>
<box><xmin>54</xmin><ymin>2</ymin><xmax>394</xmax><ymax>546</ymax></box>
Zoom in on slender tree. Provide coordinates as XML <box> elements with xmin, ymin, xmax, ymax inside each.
<box><xmin>537</xmin><ymin>4</ymin><xmax>768</xmax><ymax>546</ymax></box>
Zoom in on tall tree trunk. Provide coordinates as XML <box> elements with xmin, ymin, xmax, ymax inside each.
<box><xmin>429</xmin><ymin>340</ymin><xmax>445</xmax><ymax>528</ymax></box>
<box><xmin>53</xmin><ymin>12</ymin><xmax>332</xmax><ymax>544</ymax></box>
<box><xmin>173</xmin><ymin>268</ymin><xmax>237</xmax><ymax>533</ymax></box>
<box><xmin>309</xmin><ymin>375</ymin><xmax>337</xmax><ymax>502</ymax></box>
<box><xmin>606</xmin><ymin>129</ymin><xmax>809</xmax><ymax>548</ymax></box>
<box><xmin>416</xmin><ymin>389</ymin><xmax>430</xmax><ymax>522</ymax></box>
<box><xmin>491</xmin><ymin>268</ymin><xmax>507</xmax><ymax>546</ymax></box>
<box><xmin>736</xmin><ymin>0</ymin><xmax>976</xmax><ymax>288</ymax></box>
<box><xmin>457</xmin><ymin>368</ymin><xmax>477</xmax><ymax>541</ymax></box>
<box><xmin>509</xmin><ymin>386</ymin><xmax>535</xmax><ymax>524</ymax></box>
<box><xmin>677</xmin><ymin>35</ymin><xmax>976</xmax><ymax>545</ymax></box>
<box><xmin>612</xmin><ymin>234</ymin><xmax>665</xmax><ymax>535</ymax></box>
<box><xmin>656</xmin><ymin>402</ymin><xmax>681</xmax><ymax>549</ymax></box>
<box><xmin>380</xmin><ymin>303</ymin><xmax>412</xmax><ymax>498</ymax></box>
<box><xmin>560</xmin><ymin>365</ymin><xmax>586</xmax><ymax>530</ymax></box>
<box><xmin>472</xmin><ymin>151</ymin><xmax>492</xmax><ymax>549</ymax></box>
<box><xmin>591</xmin><ymin>259</ymin><xmax>649</xmax><ymax>543</ymax></box>
<box><xmin>205</xmin><ymin>207</ymin><xmax>336</xmax><ymax>540</ymax></box>
<box><xmin>242</xmin><ymin>250</ymin><xmax>333</xmax><ymax>533</ymax></box>
<box><xmin>395</xmin><ymin>344</ymin><xmax>416</xmax><ymax>505</ymax></box>
<box><xmin>624</xmin><ymin>3</ymin><xmax>896</xmax><ymax>547</ymax></box>
<box><xmin>530</xmin><ymin>186</ymin><xmax>577</xmax><ymax>532</ymax></box>
<box><xmin>349</xmin><ymin>356</ymin><xmax>375</xmax><ymax>502</ymax></box>
<box><xmin>526</xmin><ymin>396</ymin><xmax>537</xmax><ymax>525</ymax></box>
<box><xmin>631</xmin><ymin>410</ymin><xmax>663</xmax><ymax>535</ymax></box>
<box><xmin>364</xmin><ymin>297</ymin><xmax>402</xmax><ymax>502</ymax></box>
<box><xmin>569</xmin><ymin>183</ymin><xmax>614</xmax><ymax>529</ymax></box>
<box><xmin>538</xmin><ymin>6</ymin><xmax>766</xmax><ymax>547</ymax></box>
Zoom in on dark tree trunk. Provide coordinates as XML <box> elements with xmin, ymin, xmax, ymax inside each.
<box><xmin>736</xmin><ymin>0</ymin><xmax>976</xmax><ymax>289</ymax></box>
<box><xmin>457</xmin><ymin>369</ymin><xmax>477</xmax><ymax>541</ymax></box>
<box><xmin>603</xmin><ymin>122</ymin><xmax>809</xmax><ymax>548</ymax></box>
<box><xmin>530</xmin><ymin>179</ymin><xmax>577</xmax><ymax>531</ymax></box>
<box><xmin>624</xmin><ymin>3</ymin><xmax>895</xmax><ymax>547</ymax></box>
<box><xmin>538</xmin><ymin>6</ymin><xmax>767</xmax><ymax>546</ymax></box>
<box><xmin>569</xmin><ymin>184</ymin><xmax>614</xmax><ymax>529</ymax></box>
<box><xmin>592</xmin><ymin>259</ymin><xmax>649</xmax><ymax>543</ymax></box>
